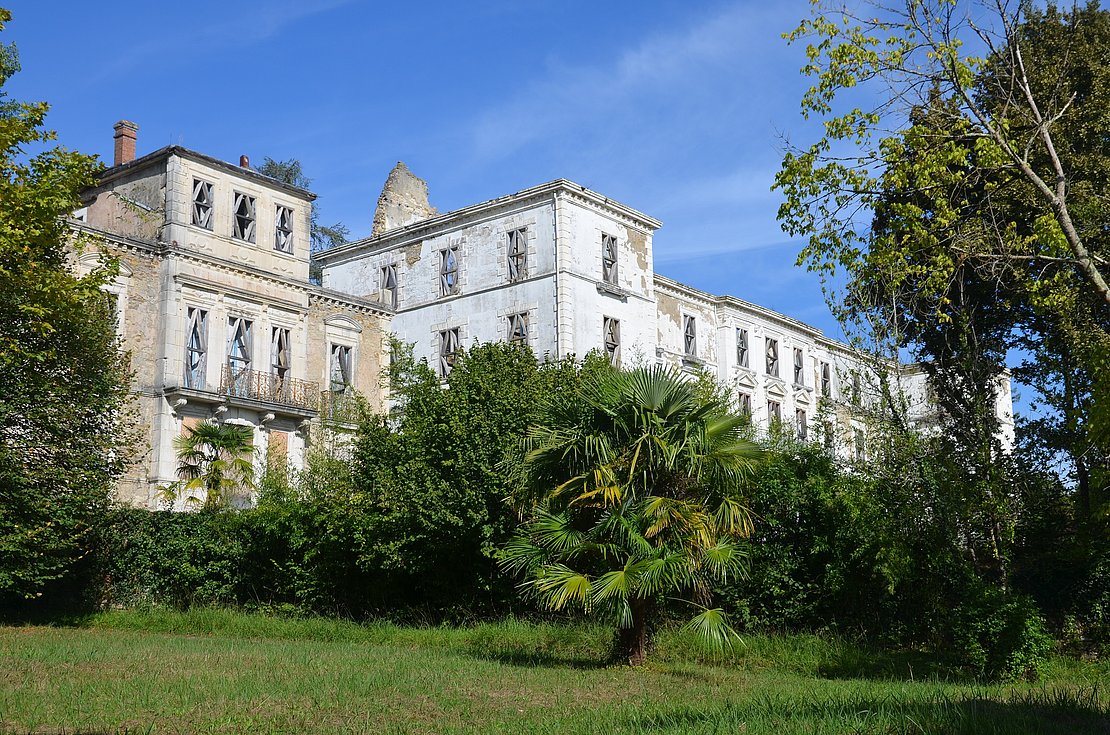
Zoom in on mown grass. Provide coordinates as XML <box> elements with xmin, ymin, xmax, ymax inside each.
<box><xmin>1</xmin><ymin>608</ymin><xmax>1108</xmax><ymax>734</ymax></box>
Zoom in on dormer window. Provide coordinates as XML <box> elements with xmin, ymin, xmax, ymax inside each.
<box><xmin>274</xmin><ymin>205</ymin><xmax>293</xmax><ymax>253</ymax></box>
<box><xmin>233</xmin><ymin>192</ymin><xmax>256</xmax><ymax>242</ymax></box>
<box><xmin>602</xmin><ymin>233</ymin><xmax>618</xmax><ymax>285</ymax></box>
<box><xmin>192</xmin><ymin>179</ymin><xmax>214</xmax><ymax>230</ymax></box>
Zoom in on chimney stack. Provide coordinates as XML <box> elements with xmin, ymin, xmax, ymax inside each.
<box><xmin>112</xmin><ymin>120</ymin><xmax>139</xmax><ymax>166</ymax></box>
<box><xmin>239</xmin><ymin>154</ymin><xmax>250</xmax><ymax>168</ymax></box>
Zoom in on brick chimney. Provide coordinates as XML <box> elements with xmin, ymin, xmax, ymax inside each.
<box><xmin>112</xmin><ymin>120</ymin><xmax>139</xmax><ymax>166</ymax></box>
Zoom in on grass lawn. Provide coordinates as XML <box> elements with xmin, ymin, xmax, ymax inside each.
<box><xmin>1</xmin><ymin>609</ymin><xmax>1108</xmax><ymax>734</ymax></box>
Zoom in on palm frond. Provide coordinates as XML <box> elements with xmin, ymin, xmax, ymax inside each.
<box><xmin>681</xmin><ymin>607</ymin><xmax>741</xmax><ymax>655</ymax></box>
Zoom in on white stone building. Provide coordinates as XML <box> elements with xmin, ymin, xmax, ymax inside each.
<box><xmin>318</xmin><ymin>164</ymin><xmax>1015</xmax><ymax>456</ymax></box>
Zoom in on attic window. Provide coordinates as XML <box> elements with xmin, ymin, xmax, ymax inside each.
<box><xmin>507</xmin><ymin>228</ymin><xmax>527</xmax><ymax>283</ymax></box>
<box><xmin>274</xmin><ymin>205</ymin><xmax>294</xmax><ymax>253</ymax></box>
<box><xmin>233</xmin><ymin>192</ymin><xmax>256</xmax><ymax>242</ymax></box>
<box><xmin>192</xmin><ymin>179</ymin><xmax>214</xmax><ymax>230</ymax></box>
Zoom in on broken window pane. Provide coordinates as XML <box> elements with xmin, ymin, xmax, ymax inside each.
<box><xmin>820</xmin><ymin>362</ymin><xmax>831</xmax><ymax>397</ymax></box>
<box><xmin>274</xmin><ymin>205</ymin><xmax>294</xmax><ymax>253</ymax></box>
<box><xmin>440</xmin><ymin>247</ymin><xmax>459</xmax><ymax>296</ymax></box>
<box><xmin>192</xmin><ymin>179</ymin><xmax>214</xmax><ymax>230</ymax></box>
<box><xmin>380</xmin><ymin>264</ymin><xmax>398</xmax><ymax>308</ymax></box>
<box><xmin>766</xmin><ymin>338</ymin><xmax>779</xmax><ymax>377</ymax></box>
<box><xmin>439</xmin><ymin>327</ymin><xmax>459</xmax><ymax>377</ymax></box>
<box><xmin>738</xmin><ymin>392</ymin><xmax>751</xmax><ymax>417</ymax></box>
<box><xmin>185</xmin><ymin>307</ymin><xmax>208</xmax><ymax>388</ymax></box>
<box><xmin>271</xmin><ymin>327</ymin><xmax>290</xmax><ymax>381</ymax></box>
<box><xmin>854</xmin><ymin>427</ymin><xmax>866</xmax><ymax>460</ymax></box>
<box><xmin>796</xmin><ymin>408</ymin><xmax>807</xmax><ymax>441</ymax></box>
<box><xmin>227</xmin><ymin>316</ymin><xmax>252</xmax><ymax>395</ymax></box>
<box><xmin>736</xmin><ymin>328</ymin><xmax>749</xmax><ymax>368</ymax></box>
<box><xmin>602</xmin><ymin>233</ymin><xmax>618</xmax><ymax>285</ymax></box>
<box><xmin>330</xmin><ymin>344</ymin><xmax>353</xmax><ymax>393</ymax></box>
<box><xmin>507</xmin><ymin>228</ymin><xmax>527</xmax><ymax>283</ymax></box>
<box><xmin>508</xmin><ymin>312</ymin><xmax>528</xmax><ymax>346</ymax></box>
<box><xmin>793</xmin><ymin>347</ymin><xmax>804</xmax><ymax>385</ymax></box>
<box><xmin>233</xmin><ymin>192</ymin><xmax>256</xmax><ymax>242</ymax></box>
<box><xmin>683</xmin><ymin>315</ymin><xmax>697</xmax><ymax>357</ymax></box>
<box><xmin>603</xmin><ymin>316</ymin><xmax>620</xmax><ymax>366</ymax></box>
<box><xmin>767</xmin><ymin>400</ymin><xmax>781</xmax><ymax>422</ymax></box>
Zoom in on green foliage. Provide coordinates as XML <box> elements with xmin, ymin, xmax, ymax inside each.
<box><xmin>501</xmin><ymin>364</ymin><xmax>763</xmax><ymax>663</ymax></box>
<box><xmin>0</xmin><ymin>9</ymin><xmax>131</xmax><ymax>606</ymax></box>
<box><xmin>952</xmin><ymin>586</ymin><xmax>1054</xmax><ymax>682</ymax></box>
<box><xmin>166</xmin><ymin>421</ymin><xmax>256</xmax><ymax>510</ymax></box>
<box><xmin>351</xmin><ymin>340</ymin><xmax>587</xmax><ymax>614</ymax></box>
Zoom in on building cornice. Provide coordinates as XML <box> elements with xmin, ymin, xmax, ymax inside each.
<box><xmin>316</xmin><ymin>179</ymin><xmax>663</xmax><ymax>266</ymax></box>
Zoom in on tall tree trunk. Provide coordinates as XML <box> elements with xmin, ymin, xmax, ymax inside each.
<box><xmin>616</xmin><ymin>597</ymin><xmax>653</xmax><ymax>666</ymax></box>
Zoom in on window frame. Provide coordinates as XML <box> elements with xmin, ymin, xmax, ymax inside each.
<box><xmin>603</xmin><ymin>316</ymin><xmax>620</xmax><ymax>367</ymax></box>
<box><xmin>439</xmin><ymin>247</ymin><xmax>459</xmax><ymax>297</ymax></box>
<box><xmin>184</xmin><ymin>306</ymin><xmax>208</xmax><ymax>388</ymax></box>
<box><xmin>507</xmin><ymin>228</ymin><xmax>527</xmax><ymax>283</ymax></box>
<box><xmin>683</xmin><ymin>315</ymin><xmax>697</xmax><ymax>358</ymax></box>
<box><xmin>274</xmin><ymin>205</ymin><xmax>294</xmax><ymax>253</ymax></box>
<box><xmin>270</xmin><ymin>327</ymin><xmax>290</xmax><ymax>382</ymax></box>
<box><xmin>793</xmin><ymin>347</ymin><xmax>805</xmax><ymax>386</ymax></box>
<box><xmin>767</xmin><ymin>399</ymin><xmax>782</xmax><ymax>422</ymax></box>
<box><xmin>601</xmin><ymin>233</ymin><xmax>618</xmax><ymax>285</ymax></box>
<box><xmin>192</xmin><ymin>179</ymin><xmax>214</xmax><ymax>230</ymax></box>
<box><xmin>766</xmin><ymin>338</ymin><xmax>779</xmax><ymax>377</ymax></box>
<box><xmin>820</xmin><ymin>361</ymin><xmax>832</xmax><ymax>397</ymax></box>
<box><xmin>380</xmin><ymin>263</ymin><xmax>399</xmax><ymax>308</ymax></box>
<box><xmin>736</xmin><ymin>328</ymin><xmax>749</xmax><ymax>368</ymax></box>
<box><xmin>438</xmin><ymin>327</ymin><xmax>460</xmax><ymax>377</ymax></box>
<box><xmin>508</xmin><ymin>312</ymin><xmax>529</xmax><ymax>346</ymax></box>
<box><xmin>232</xmin><ymin>192</ymin><xmax>257</xmax><ymax>243</ymax></box>
<box><xmin>329</xmin><ymin>343</ymin><xmax>354</xmax><ymax>394</ymax></box>
<box><xmin>796</xmin><ymin>408</ymin><xmax>808</xmax><ymax>441</ymax></box>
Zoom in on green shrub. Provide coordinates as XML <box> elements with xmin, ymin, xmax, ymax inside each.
<box><xmin>951</xmin><ymin>586</ymin><xmax>1053</xmax><ymax>681</ymax></box>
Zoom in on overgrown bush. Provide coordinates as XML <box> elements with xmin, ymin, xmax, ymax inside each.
<box><xmin>950</xmin><ymin>585</ymin><xmax>1053</xmax><ymax>681</ymax></box>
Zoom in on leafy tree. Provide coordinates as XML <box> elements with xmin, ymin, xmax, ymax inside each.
<box><xmin>350</xmin><ymin>340</ymin><xmax>588</xmax><ymax>615</ymax></box>
<box><xmin>254</xmin><ymin>157</ymin><xmax>348</xmax><ymax>284</ymax></box>
<box><xmin>168</xmin><ymin>422</ymin><xmax>256</xmax><ymax>511</ymax></box>
<box><xmin>0</xmin><ymin>8</ymin><xmax>132</xmax><ymax>604</ymax></box>
<box><xmin>501</xmin><ymin>365</ymin><xmax>763</xmax><ymax>664</ymax></box>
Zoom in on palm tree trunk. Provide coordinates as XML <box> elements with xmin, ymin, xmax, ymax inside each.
<box><xmin>616</xmin><ymin>597</ymin><xmax>653</xmax><ymax>665</ymax></box>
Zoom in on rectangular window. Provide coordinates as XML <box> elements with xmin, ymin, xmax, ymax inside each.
<box><xmin>736</xmin><ymin>328</ymin><xmax>749</xmax><ymax>368</ymax></box>
<box><xmin>233</xmin><ymin>192</ymin><xmax>256</xmax><ymax>242</ymax></box>
<box><xmin>854</xmin><ymin>427</ymin><xmax>866</xmax><ymax>460</ymax></box>
<box><xmin>738</xmin><ymin>393</ymin><xmax>752</xmax><ymax>417</ymax></box>
<box><xmin>820</xmin><ymin>362</ymin><xmax>832</xmax><ymax>397</ymax></box>
<box><xmin>439</xmin><ymin>328</ymin><xmax>459</xmax><ymax>377</ymax></box>
<box><xmin>270</xmin><ymin>327</ymin><xmax>290</xmax><ymax>382</ymax></box>
<box><xmin>192</xmin><ymin>179</ymin><xmax>214</xmax><ymax>230</ymax></box>
<box><xmin>226</xmin><ymin>316</ymin><xmax>252</xmax><ymax>395</ymax></box>
<box><xmin>184</xmin><ymin>307</ymin><xmax>208</xmax><ymax>388</ymax></box>
<box><xmin>793</xmin><ymin>347</ymin><xmax>804</xmax><ymax>385</ymax></box>
<box><xmin>274</xmin><ymin>205</ymin><xmax>294</xmax><ymax>253</ymax></box>
<box><xmin>766</xmin><ymin>338</ymin><xmax>779</xmax><ymax>377</ymax></box>
<box><xmin>508</xmin><ymin>313</ymin><xmax>528</xmax><ymax>346</ymax></box>
<box><xmin>683</xmin><ymin>315</ymin><xmax>697</xmax><ymax>358</ymax></box>
<box><xmin>440</xmin><ymin>247</ymin><xmax>459</xmax><ymax>296</ymax></box>
<box><xmin>796</xmin><ymin>408</ymin><xmax>808</xmax><ymax>441</ymax></box>
<box><xmin>507</xmin><ymin>228</ymin><xmax>527</xmax><ymax>283</ymax></box>
<box><xmin>603</xmin><ymin>316</ymin><xmax>620</xmax><ymax>367</ymax></box>
<box><xmin>330</xmin><ymin>344</ymin><xmax>353</xmax><ymax>393</ymax></box>
<box><xmin>380</xmin><ymin>264</ymin><xmax>398</xmax><ymax>308</ymax></box>
<box><xmin>602</xmin><ymin>233</ymin><xmax>618</xmax><ymax>285</ymax></box>
<box><xmin>767</xmin><ymin>400</ymin><xmax>781</xmax><ymax>422</ymax></box>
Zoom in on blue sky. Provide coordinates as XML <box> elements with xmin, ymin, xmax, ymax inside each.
<box><xmin>6</xmin><ymin>0</ymin><xmax>838</xmax><ymax>335</ymax></box>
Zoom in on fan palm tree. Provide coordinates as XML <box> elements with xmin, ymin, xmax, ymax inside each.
<box><xmin>500</xmin><ymin>365</ymin><xmax>764</xmax><ymax>665</ymax></box>
<box><xmin>170</xmin><ymin>421</ymin><xmax>257</xmax><ymax>510</ymax></box>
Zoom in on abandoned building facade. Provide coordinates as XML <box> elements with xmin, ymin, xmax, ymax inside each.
<box><xmin>80</xmin><ymin>124</ymin><xmax>1014</xmax><ymax>506</ymax></box>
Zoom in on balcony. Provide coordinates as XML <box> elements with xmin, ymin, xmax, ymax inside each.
<box><xmin>220</xmin><ymin>366</ymin><xmax>320</xmax><ymax>411</ymax></box>
<box><xmin>319</xmin><ymin>390</ymin><xmax>362</xmax><ymax>426</ymax></box>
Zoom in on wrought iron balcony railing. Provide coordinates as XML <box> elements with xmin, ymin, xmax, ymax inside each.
<box><xmin>219</xmin><ymin>365</ymin><xmax>319</xmax><ymax>411</ymax></box>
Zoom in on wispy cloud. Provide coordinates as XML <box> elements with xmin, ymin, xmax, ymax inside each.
<box><xmin>91</xmin><ymin>0</ymin><xmax>355</xmax><ymax>82</ymax></box>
